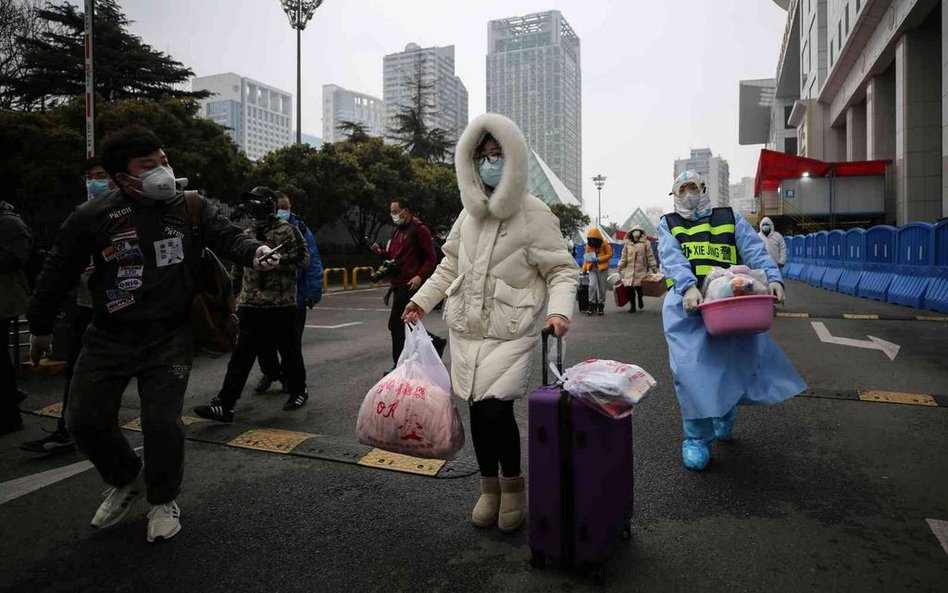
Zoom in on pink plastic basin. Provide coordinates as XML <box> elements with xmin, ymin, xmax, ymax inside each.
<box><xmin>697</xmin><ymin>294</ymin><xmax>778</xmax><ymax>336</ymax></box>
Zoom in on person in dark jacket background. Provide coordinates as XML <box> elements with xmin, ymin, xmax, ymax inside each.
<box><xmin>371</xmin><ymin>199</ymin><xmax>440</xmax><ymax>367</ymax></box>
<box><xmin>0</xmin><ymin>200</ymin><xmax>33</xmax><ymax>435</ymax></box>
<box><xmin>21</xmin><ymin>157</ymin><xmax>114</xmax><ymax>454</ymax></box>
<box><xmin>253</xmin><ymin>191</ymin><xmax>323</xmax><ymax>394</ymax></box>
<box><xmin>26</xmin><ymin>126</ymin><xmax>275</xmax><ymax>543</ymax></box>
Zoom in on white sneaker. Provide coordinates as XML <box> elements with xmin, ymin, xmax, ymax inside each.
<box><xmin>147</xmin><ymin>501</ymin><xmax>181</xmax><ymax>543</ymax></box>
<box><xmin>90</xmin><ymin>470</ymin><xmax>146</xmax><ymax>529</ymax></box>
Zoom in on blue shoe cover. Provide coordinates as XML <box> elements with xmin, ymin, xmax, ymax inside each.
<box><xmin>713</xmin><ymin>408</ymin><xmax>738</xmax><ymax>442</ymax></box>
<box><xmin>681</xmin><ymin>439</ymin><xmax>710</xmax><ymax>471</ymax></box>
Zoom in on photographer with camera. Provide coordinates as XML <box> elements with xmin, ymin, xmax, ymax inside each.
<box><xmin>371</xmin><ymin>199</ymin><xmax>441</xmax><ymax>368</ymax></box>
<box><xmin>252</xmin><ymin>192</ymin><xmax>323</xmax><ymax>394</ymax></box>
<box><xmin>194</xmin><ymin>187</ymin><xmax>310</xmax><ymax>423</ymax></box>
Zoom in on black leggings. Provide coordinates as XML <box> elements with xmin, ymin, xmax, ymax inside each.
<box><xmin>629</xmin><ymin>286</ymin><xmax>644</xmax><ymax>311</ymax></box>
<box><xmin>469</xmin><ymin>399</ymin><xmax>521</xmax><ymax>478</ymax></box>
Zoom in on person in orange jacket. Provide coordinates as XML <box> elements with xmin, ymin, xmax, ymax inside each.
<box><xmin>580</xmin><ymin>228</ymin><xmax>613</xmax><ymax>316</ymax></box>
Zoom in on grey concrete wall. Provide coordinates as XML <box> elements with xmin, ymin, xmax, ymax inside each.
<box><xmin>867</xmin><ymin>68</ymin><xmax>897</xmax><ymax>160</ymax></box>
<box><xmin>943</xmin><ymin>0</ymin><xmax>948</xmax><ymax>217</ymax></box>
<box><xmin>847</xmin><ymin>101</ymin><xmax>868</xmax><ymax>160</ymax></box>
<box><xmin>895</xmin><ymin>21</ymin><xmax>943</xmax><ymax>224</ymax></box>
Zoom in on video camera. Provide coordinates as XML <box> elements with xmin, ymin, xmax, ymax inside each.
<box><xmin>232</xmin><ymin>186</ymin><xmax>279</xmax><ymax>223</ymax></box>
<box><xmin>370</xmin><ymin>259</ymin><xmax>398</xmax><ymax>283</ymax></box>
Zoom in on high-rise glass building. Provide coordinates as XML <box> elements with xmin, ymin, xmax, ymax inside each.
<box><xmin>383</xmin><ymin>43</ymin><xmax>468</xmax><ymax>142</ymax></box>
<box><xmin>487</xmin><ymin>10</ymin><xmax>582</xmax><ymax>202</ymax></box>
<box><xmin>322</xmin><ymin>84</ymin><xmax>385</xmax><ymax>143</ymax></box>
<box><xmin>192</xmin><ymin>73</ymin><xmax>293</xmax><ymax>161</ymax></box>
<box><xmin>673</xmin><ymin>148</ymin><xmax>730</xmax><ymax>208</ymax></box>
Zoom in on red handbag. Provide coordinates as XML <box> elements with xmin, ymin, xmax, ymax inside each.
<box><xmin>614</xmin><ymin>283</ymin><xmax>630</xmax><ymax>307</ymax></box>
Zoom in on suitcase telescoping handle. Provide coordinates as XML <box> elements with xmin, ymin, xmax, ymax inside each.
<box><xmin>541</xmin><ymin>326</ymin><xmax>563</xmax><ymax>385</ymax></box>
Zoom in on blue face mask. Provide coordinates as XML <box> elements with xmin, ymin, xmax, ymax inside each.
<box><xmin>276</xmin><ymin>209</ymin><xmax>291</xmax><ymax>221</ymax></box>
<box><xmin>86</xmin><ymin>179</ymin><xmax>111</xmax><ymax>200</ymax></box>
<box><xmin>478</xmin><ymin>157</ymin><xmax>505</xmax><ymax>188</ymax></box>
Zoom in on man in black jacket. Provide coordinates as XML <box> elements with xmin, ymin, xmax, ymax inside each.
<box><xmin>0</xmin><ymin>200</ymin><xmax>33</xmax><ymax>435</ymax></box>
<box><xmin>27</xmin><ymin>126</ymin><xmax>278</xmax><ymax>543</ymax></box>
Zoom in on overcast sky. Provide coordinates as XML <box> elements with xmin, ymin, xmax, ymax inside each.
<box><xmin>119</xmin><ymin>0</ymin><xmax>787</xmax><ymax>222</ymax></box>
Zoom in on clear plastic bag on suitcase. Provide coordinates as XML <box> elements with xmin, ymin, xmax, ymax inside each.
<box><xmin>356</xmin><ymin>322</ymin><xmax>464</xmax><ymax>459</ymax></box>
<box><xmin>555</xmin><ymin>359</ymin><xmax>656</xmax><ymax>419</ymax></box>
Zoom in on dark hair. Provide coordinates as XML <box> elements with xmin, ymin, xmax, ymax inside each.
<box><xmin>275</xmin><ymin>190</ymin><xmax>292</xmax><ymax>205</ymax></box>
<box><xmin>100</xmin><ymin>125</ymin><xmax>164</xmax><ymax>177</ymax></box>
<box><xmin>476</xmin><ymin>133</ymin><xmax>499</xmax><ymax>154</ymax></box>
<box><xmin>391</xmin><ymin>198</ymin><xmax>412</xmax><ymax>212</ymax></box>
<box><xmin>85</xmin><ymin>156</ymin><xmax>103</xmax><ymax>172</ymax></box>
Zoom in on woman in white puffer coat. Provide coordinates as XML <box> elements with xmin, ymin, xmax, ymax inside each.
<box><xmin>402</xmin><ymin>113</ymin><xmax>578</xmax><ymax>533</ymax></box>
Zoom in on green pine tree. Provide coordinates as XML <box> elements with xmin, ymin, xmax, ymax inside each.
<box><xmin>1</xmin><ymin>0</ymin><xmax>207</xmax><ymax>111</ymax></box>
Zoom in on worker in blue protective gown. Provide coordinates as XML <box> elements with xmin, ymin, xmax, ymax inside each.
<box><xmin>658</xmin><ymin>170</ymin><xmax>807</xmax><ymax>471</ymax></box>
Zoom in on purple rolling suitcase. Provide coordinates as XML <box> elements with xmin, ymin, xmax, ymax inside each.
<box><xmin>528</xmin><ymin>328</ymin><xmax>634</xmax><ymax>579</ymax></box>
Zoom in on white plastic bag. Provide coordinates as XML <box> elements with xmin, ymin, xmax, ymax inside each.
<box><xmin>356</xmin><ymin>322</ymin><xmax>464</xmax><ymax>460</ymax></box>
<box><xmin>559</xmin><ymin>359</ymin><xmax>656</xmax><ymax>419</ymax></box>
<box><xmin>701</xmin><ymin>265</ymin><xmax>770</xmax><ymax>302</ymax></box>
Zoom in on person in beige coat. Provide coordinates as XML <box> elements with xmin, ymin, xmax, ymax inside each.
<box><xmin>402</xmin><ymin>113</ymin><xmax>578</xmax><ymax>533</ymax></box>
<box><xmin>617</xmin><ymin>227</ymin><xmax>658</xmax><ymax>313</ymax></box>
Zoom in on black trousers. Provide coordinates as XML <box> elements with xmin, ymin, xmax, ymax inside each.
<box><xmin>257</xmin><ymin>307</ymin><xmax>307</xmax><ymax>381</ymax></box>
<box><xmin>219</xmin><ymin>307</ymin><xmax>305</xmax><ymax>406</ymax></box>
<box><xmin>629</xmin><ymin>286</ymin><xmax>645</xmax><ymax>311</ymax></box>
<box><xmin>67</xmin><ymin>324</ymin><xmax>192</xmax><ymax>504</ymax></box>
<box><xmin>388</xmin><ymin>286</ymin><xmax>413</xmax><ymax>366</ymax></box>
<box><xmin>469</xmin><ymin>399</ymin><xmax>521</xmax><ymax>478</ymax></box>
<box><xmin>59</xmin><ymin>304</ymin><xmax>94</xmax><ymax>433</ymax></box>
<box><xmin>0</xmin><ymin>318</ymin><xmax>20</xmax><ymax>428</ymax></box>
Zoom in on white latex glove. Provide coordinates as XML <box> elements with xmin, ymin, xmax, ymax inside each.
<box><xmin>253</xmin><ymin>245</ymin><xmax>280</xmax><ymax>271</ymax></box>
<box><xmin>682</xmin><ymin>286</ymin><xmax>703</xmax><ymax>313</ymax></box>
<box><xmin>769</xmin><ymin>281</ymin><xmax>785</xmax><ymax>303</ymax></box>
<box><xmin>29</xmin><ymin>334</ymin><xmax>51</xmax><ymax>366</ymax></box>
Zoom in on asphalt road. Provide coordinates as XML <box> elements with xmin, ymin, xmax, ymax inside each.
<box><xmin>2</xmin><ymin>280</ymin><xmax>947</xmax><ymax>592</ymax></box>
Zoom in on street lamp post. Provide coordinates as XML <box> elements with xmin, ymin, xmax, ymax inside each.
<box><xmin>279</xmin><ymin>0</ymin><xmax>325</xmax><ymax>145</ymax></box>
<box><xmin>592</xmin><ymin>174</ymin><xmax>607</xmax><ymax>228</ymax></box>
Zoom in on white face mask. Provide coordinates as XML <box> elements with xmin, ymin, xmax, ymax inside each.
<box><xmin>391</xmin><ymin>213</ymin><xmax>402</xmax><ymax>225</ymax></box>
<box><xmin>681</xmin><ymin>191</ymin><xmax>702</xmax><ymax>210</ymax></box>
<box><xmin>130</xmin><ymin>165</ymin><xmax>177</xmax><ymax>201</ymax></box>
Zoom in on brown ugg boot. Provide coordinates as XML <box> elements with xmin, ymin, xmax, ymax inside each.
<box><xmin>471</xmin><ymin>477</ymin><xmax>501</xmax><ymax>528</ymax></box>
<box><xmin>498</xmin><ymin>475</ymin><xmax>525</xmax><ymax>533</ymax></box>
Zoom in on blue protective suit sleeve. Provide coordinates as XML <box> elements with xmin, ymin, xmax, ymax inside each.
<box><xmin>657</xmin><ymin>217</ymin><xmax>698</xmax><ymax>295</ymax></box>
<box><xmin>305</xmin><ymin>227</ymin><xmax>324</xmax><ymax>301</ymax></box>
<box><xmin>735</xmin><ymin>213</ymin><xmax>782</xmax><ymax>284</ymax></box>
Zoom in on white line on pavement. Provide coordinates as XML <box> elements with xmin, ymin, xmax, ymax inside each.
<box><xmin>316</xmin><ymin>306</ymin><xmax>390</xmax><ymax>312</ymax></box>
<box><xmin>927</xmin><ymin>519</ymin><xmax>948</xmax><ymax>558</ymax></box>
<box><xmin>810</xmin><ymin>321</ymin><xmax>900</xmax><ymax>361</ymax></box>
<box><xmin>0</xmin><ymin>447</ymin><xmax>142</xmax><ymax>505</ymax></box>
<box><xmin>305</xmin><ymin>322</ymin><xmax>364</xmax><ymax>330</ymax></box>
<box><xmin>322</xmin><ymin>287</ymin><xmax>384</xmax><ymax>296</ymax></box>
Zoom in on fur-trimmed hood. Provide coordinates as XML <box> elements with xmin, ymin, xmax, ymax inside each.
<box><xmin>454</xmin><ymin>113</ymin><xmax>529</xmax><ymax>221</ymax></box>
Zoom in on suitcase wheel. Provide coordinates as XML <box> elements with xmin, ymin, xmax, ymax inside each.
<box><xmin>529</xmin><ymin>550</ymin><xmax>546</xmax><ymax>569</ymax></box>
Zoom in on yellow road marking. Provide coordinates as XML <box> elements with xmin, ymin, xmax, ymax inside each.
<box><xmin>123</xmin><ymin>415</ymin><xmax>207</xmax><ymax>432</ymax></box>
<box><xmin>33</xmin><ymin>403</ymin><xmax>64</xmax><ymax>418</ymax></box>
<box><xmin>228</xmin><ymin>428</ymin><xmax>316</xmax><ymax>454</ymax></box>
<box><xmin>777</xmin><ymin>312</ymin><xmax>810</xmax><ymax>318</ymax></box>
<box><xmin>857</xmin><ymin>390</ymin><xmax>938</xmax><ymax>406</ymax></box>
<box><xmin>916</xmin><ymin>316</ymin><xmax>948</xmax><ymax>321</ymax></box>
<box><xmin>844</xmin><ymin>314</ymin><xmax>880</xmax><ymax>320</ymax></box>
<box><xmin>20</xmin><ymin>359</ymin><xmax>68</xmax><ymax>376</ymax></box>
<box><xmin>357</xmin><ymin>448</ymin><xmax>445</xmax><ymax>476</ymax></box>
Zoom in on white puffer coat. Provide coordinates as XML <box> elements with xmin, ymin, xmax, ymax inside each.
<box><xmin>410</xmin><ymin>113</ymin><xmax>578</xmax><ymax>402</ymax></box>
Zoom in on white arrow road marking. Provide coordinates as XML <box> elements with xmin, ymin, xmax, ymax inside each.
<box><xmin>810</xmin><ymin>321</ymin><xmax>900</xmax><ymax>361</ymax></box>
<box><xmin>0</xmin><ymin>447</ymin><xmax>143</xmax><ymax>506</ymax></box>
<box><xmin>927</xmin><ymin>519</ymin><xmax>948</xmax><ymax>559</ymax></box>
<box><xmin>305</xmin><ymin>322</ymin><xmax>363</xmax><ymax>330</ymax></box>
